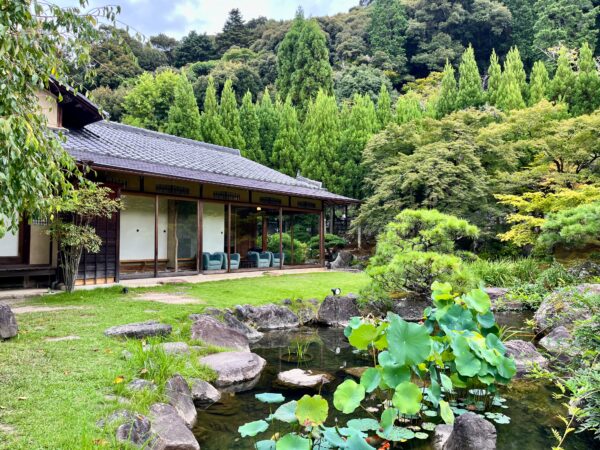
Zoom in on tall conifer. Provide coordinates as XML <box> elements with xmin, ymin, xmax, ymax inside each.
<box><xmin>165</xmin><ymin>75</ymin><xmax>202</xmax><ymax>140</ymax></box>
<box><xmin>395</xmin><ymin>92</ymin><xmax>423</xmax><ymax>124</ymax></box>
<box><xmin>271</xmin><ymin>97</ymin><xmax>302</xmax><ymax>176</ymax></box>
<box><xmin>549</xmin><ymin>47</ymin><xmax>576</xmax><ymax>106</ymax></box>
<box><xmin>436</xmin><ymin>60</ymin><xmax>458</xmax><ymax>117</ymax></box>
<box><xmin>376</xmin><ymin>84</ymin><xmax>393</xmax><ymax>128</ymax></box>
<box><xmin>573</xmin><ymin>42</ymin><xmax>600</xmax><ymax>115</ymax></box>
<box><xmin>457</xmin><ymin>45</ymin><xmax>484</xmax><ymax>109</ymax></box>
<box><xmin>486</xmin><ymin>50</ymin><xmax>502</xmax><ymax>106</ymax></box>
<box><xmin>239</xmin><ymin>91</ymin><xmax>263</xmax><ymax>162</ymax></box>
<box><xmin>528</xmin><ymin>61</ymin><xmax>550</xmax><ymax>105</ymax></box>
<box><xmin>256</xmin><ymin>88</ymin><xmax>280</xmax><ymax>164</ymax></box>
<box><xmin>276</xmin><ymin>10</ymin><xmax>305</xmax><ymax>100</ymax></box>
<box><xmin>200</xmin><ymin>77</ymin><xmax>230</xmax><ymax>147</ymax></box>
<box><xmin>219</xmin><ymin>79</ymin><xmax>245</xmax><ymax>150</ymax></box>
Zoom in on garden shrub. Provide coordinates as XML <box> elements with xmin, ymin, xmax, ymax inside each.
<box><xmin>262</xmin><ymin>232</ymin><xmax>308</xmax><ymax>264</ymax></box>
<box><xmin>368</xmin><ymin>209</ymin><xmax>479</xmax><ymax>296</ymax></box>
<box><xmin>465</xmin><ymin>258</ymin><xmax>543</xmax><ymax>287</ymax></box>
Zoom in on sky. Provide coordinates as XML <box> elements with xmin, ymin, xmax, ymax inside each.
<box><xmin>54</xmin><ymin>0</ymin><xmax>358</xmax><ymax>39</ymax></box>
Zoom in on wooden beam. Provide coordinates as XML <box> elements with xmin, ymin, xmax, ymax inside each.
<box><xmin>279</xmin><ymin>207</ymin><xmax>283</xmax><ymax>270</ymax></box>
<box><xmin>154</xmin><ymin>195</ymin><xmax>158</xmax><ymax>278</ymax></box>
<box><xmin>290</xmin><ymin>214</ymin><xmax>294</xmax><ymax>266</ymax></box>
<box><xmin>262</xmin><ymin>214</ymin><xmax>268</xmax><ymax>252</ymax></box>
<box><xmin>319</xmin><ymin>210</ymin><xmax>325</xmax><ymax>267</ymax></box>
<box><xmin>227</xmin><ymin>203</ymin><xmax>232</xmax><ymax>273</ymax></box>
<box><xmin>197</xmin><ymin>200</ymin><xmax>203</xmax><ymax>272</ymax></box>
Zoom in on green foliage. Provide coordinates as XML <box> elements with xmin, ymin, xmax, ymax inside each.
<box><xmin>368</xmin><ymin>0</ymin><xmax>408</xmax><ymax>75</ymax></box>
<box><xmin>262</xmin><ymin>232</ymin><xmax>308</xmax><ymax>264</ymax></box>
<box><xmin>200</xmin><ymin>77</ymin><xmax>230</xmax><ymax>147</ymax></box>
<box><xmin>376</xmin><ymin>84</ymin><xmax>393</xmax><ymax>128</ymax></box>
<box><xmin>256</xmin><ymin>88</ymin><xmax>280</xmax><ymax>164</ymax></box>
<box><xmin>276</xmin><ymin>11</ymin><xmax>305</xmax><ymax>101</ymax></box>
<box><xmin>572</xmin><ymin>42</ymin><xmax>600</xmax><ymax>115</ymax></box>
<box><xmin>90</xmin><ymin>85</ymin><xmax>129</xmax><ymax>122</ymax></box>
<box><xmin>528</xmin><ymin>61</ymin><xmax>550</xmax><ymax>105</ymax></box>
<box><xmin>465</xmin><ymin>258</ymin><xmax>543</xmax><ymax>287</ymax></box>
<box><xmin>367</xmin><ymin>209</ymin><xmax>479</xmax><ymax>295</ymax></box>
<box><xmin>457</xmin><ymin>45</ymin><xmax>484</xmax><ymax>109</ymax></box>
<box><xmin>496</xmin><ymin>47</ymin><xmax>526</xmax><ymax>111</ymax></box>
<box><xmin>47</xmin><ymin>182</ymin><xmax>122</xmax><ymax>292</ymax></box>
<box><xmin>174</xmin><ymin>31</ymin><xmax>215</xmax><ymax>67</ymax></box>
<box><xmin>549</xmin><ymin>47</ymin><xmax>577</xmax><ymax>105</ymax></box>
<box><xmin>165</xmin><ymin>75</ymin><xmax>202</xmax><ymax>140</ymax></box>
<box><xmin>219</xmin><ymin>79</ymin><xmax>245</xmax><ymax>149</ymax></box>
<box><xmin>395</xmin><ymin>91</ymin><xmax>424</xmax><ymax>124</ymax></box>
<box><xmin>215</xmin><ymin>9</ymin><xmax>251</xmax><ymax>56</ymax></box>
<box><xmin>334</xmin><ymin>65</ymin><xmax>393</xmax><ymax>103</ymax></box>
<box><xmin>271</xmin><ymin>97</ymin><xmax>302</xmax><ymax>176</ymax></box>
<box><xmin>239</xmin><ymin>91</ymin><xmax>263</xmax><ymax>162</ymax></box>
<box><xmin>539</xmin><ymin>202</ymin><xmax>600</xmax><ymax>251</ymax></box>
<box><xmin>301</xmin><ymin>91</ymin><xmax>341</xmax><ymax>192</ymax></box>
<box><xmin>436</xmin><ymin>61</ymin><xmax>458</xmax><ymax>117</ymax></box>
<box><xmin>0</xmin><ymin>0</ymin><xmax>118</xmax><ymax>234</ymax></box>
<box><xmin>486</xmin><ymin>50</ymin><xmax>502</xmax><ymax>106</ymax></box>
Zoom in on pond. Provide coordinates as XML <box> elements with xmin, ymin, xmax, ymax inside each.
<box><xmin>194</xmin><ymin>312</ymin><xmax>596</xmax><ymax>449</ymax></box>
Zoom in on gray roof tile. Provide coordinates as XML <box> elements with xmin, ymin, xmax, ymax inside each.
<box><xmin>63</xmin><ymin>121</ymin><xmax>356</xmax><ymax>203</ymax></box>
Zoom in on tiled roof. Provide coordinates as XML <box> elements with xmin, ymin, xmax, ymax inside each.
<box><xmin>63</xmin><ymin>121</ymin><xmax>357</xmax><ymax>203</ymax></box>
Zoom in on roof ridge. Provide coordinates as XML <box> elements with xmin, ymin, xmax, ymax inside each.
<box><xmin>99</xmin><ymin>121</ymin><xmax>241</xmax><ymax>156</ymax></box>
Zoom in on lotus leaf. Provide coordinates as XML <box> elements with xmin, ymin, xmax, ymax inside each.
<box><xmin>377</xmin><ymin>426</ymin><xmax>415</xmax><ymax>441</ymax></box>
<box><xmin>392</xmin><ymin>381</ymin><xmax>422</xmax><ymax>415</ymax></box>
<box><xmin>464</xmin><ymin>289</ymin><xmax>491</xmax><ymax>314</ymax></box>
<box><xmin>387</xmin><ymin>314</ymin><xmax>431</xmax><ymax>366</ymax></box>
<box><xmin>349</xmin><ymin>323</ymin><xmax>379</xmax><ymax>350</ymax></box>
<box><xmin>238</xmin><ymin>420</ymin><xmax>269</xmax><ymax>437</ymax></box>
<box><xmin>440</xmin><ymin>400</ymin><xmax>454</xmax><ymax>424</ymax></box>
<box><xmin>334</xmin><ymin>379</ymin><xmax>365</xmax><ymax>414</ymax></box>
<box><xmin>295</xmin><ymin>395</ymin><xmax>328</xmax><ymax>427</ymax></box>
<box><xmin>360</xmin><ymin>367</ymin><xmax>381</xmax><ymax>393</ymax></box>
<box><xmin>347</xmin><ymin>418</ymin><xmax>380</xmax><ymax>432</ymax></box>
<box><xmin>273</xmin><ymin>401</ymin><xmax>298</xmax><ymax>423</ymax></box>
<box><xmin>255</xmin><ymin>393</ymin><xmax>285</xmax><ymax>404</ymax></box>
<box><xmin>276</xmin><ymin>434</ymin><xmax>310</xmax><ymax>450</ymax></box>
<box><xmin>255</xmin><ymin>440</ymin><xmax>276</xmax><ymax>450</ymax></box>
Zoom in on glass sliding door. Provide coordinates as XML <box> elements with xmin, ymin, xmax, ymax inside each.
<box><xmin>158</xmin><ymin>198</ymin><xmax>198</xmax><ymax>274</ymax></box>
<box><xmin>119</xmin><ymin>194</ymin><xmax>157</xmax><ymax>277</ymax></box>
<box><xmin>230</xmin><ymin>206</ymin><xmax>281</xmax><ymax>270</ymax></box>
<box><xmin>283</xmin><ymin>212</ymin><xmax>321</xmax><ymax>266</ymax></box>
<box><xmin>202</xmin><ymin>202</ymin><xmax>227</xmax><ymax>271</ymax></box>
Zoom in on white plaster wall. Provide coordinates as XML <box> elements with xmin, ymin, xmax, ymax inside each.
<box><xmin>29</xmin><ymin>224</ymin><xmax>51</xmax><ymax>264</ymax></box>
<box><xmin>203</xmin><ymin>203</ymin><xmax>225</xmax><ymax>253</ymax></box>
<box><xmin>120</xmin><ymin>195</ymin><xmax>168</xmax><ymax>260</ymax></box>
<box><xmin>0</xmin><ymin>229</ymin><xmax>19</xmax><ymax>257</ymax></box>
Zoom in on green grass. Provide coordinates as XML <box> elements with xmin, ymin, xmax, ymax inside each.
<box><xmin>0</xmin><ymin>271</ymin><xmax>368</xmax><ymax>450</ymax></box>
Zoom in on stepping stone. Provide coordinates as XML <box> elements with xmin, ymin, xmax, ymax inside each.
<box><xmin>342</xmin><ymin>367</ymin><xmax>369</xmax><ymax>378</ymax></box>
<box><xmin>0</xmin><ymin>303</ymin><xmax>18</xmax><ymax>339</ymax></box>
<box><xmin>104</xmin><ymin>321</ymin><xmax>172</xmax><ymax>339</ymax></box>
<box><xmin>199</xmin><ymin>351</ymin><xmax>266</xmax><ymax>388</ymax></box>
<box><xmin>189</xmin><ymin>378</ymin><xmax>221</xmax><ymax>406</ymax></box>
<box><xmin>276</xmin><ymin>368</ymin><xmax>334</xmax><ymax>389</ymax></box>
<box><xmin>191</xmin><ymin>315</ymin><xmax>250</xmax><ymax>352</ymax></box>
<box><xmin>144</xmin><ymin>341</ymin><xmax>190</xmax><ymax>355</ymax></box>
<box><xmin>149</xmin><ymin>403</ymin><xmax>199</xmax><ymax>450</ymax></box>
<box><xmin>165</xmin><ymin>375</ymin><xmax>197</xmax><ymax>429</ymax></box>
<box><xmin>127</xmin><ymin>379</ymin><xmax>157</xmax><ymax>392</ymax></box>
<box><xmin>136</xmin><ymin>292</ymin><xmax>201</xmax><ymax>305</ymax></box>
<box><xmin>45</xmin><ymin>335</ymin><xmax>80</xmax><ymax>342</ymax></box>
<box><xmin>0</xmin><ymin>424</ymin><xmax>16</xmax><ymax>435</ymax></box>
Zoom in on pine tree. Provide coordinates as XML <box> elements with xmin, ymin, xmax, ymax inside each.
<box><xmin>215</xmin><ymin>8</ymin><xmax>250</xmax><ymax>55</ymax></box>
<box><xmin>572</xmin><ymin>42</ymin><xmax>600</xmax><ymax>115</ymax></box>
<box><xmin>200</xmin><ymin>77</ymin><xmax>230</xmax><ymax>147</ymax></box>
<box><xmin>239</xmin><ymin>91</ymin><xmax>263</xmax><ymax>162</ymax></box>
<box><xmin>395</xmin><ymin>91</ymin><xmax>423</xmax><ymax>124</ymax></box>
<box><xmin>549</xmin><ymin>47</ymin><xmax>577</xmax><ymax>106</ymax></box>
<box><xmin>276</xmin><ymin>10</ymin><xmax>305</xmax><ymax>100</ymax></box>
<box><xmin>528</xmin><ymin>61</ymin><xmax>550</xmax><ymax>106</ymax></box>
<box><xmin>486</xmin><ymin>49</ymin><xmax>502</xmax><ymax>106</ymax></box>
<box><xmin>256</xmin><ymin>88</ymin><xmax>280</xmax><ymax>164</ymax></box>
<box><xmin>271</xmin><ymin>96</ymin><xmax>302</xmax><ymax>176</ymax></box>
<box><xmin>376</xmin><ymin>84</ymin><xmax>393</xmax><ymax>128</ymax></box>
<box><xmin>301</xmin><ymin>90</ymin><xmax>342</xmax><ymax>192</ymax></box>
<box><xmin>289</xmin><ymin>19</ymin><xmax>333</xmax><ymax>112</ymax></box>
<box><xmin>496</xmin><ymin>48</ymin><xmax>526</xmax><ymax>111</ymax></box>
<box><xmin>368</xmin><ymin>0</ymin><xmax>408</xmax><ymax>75</ymax></box>
<box><xmin>457</xmin><ymin>45</ymin><xmax>484</xmax><ymax>109</ymax></box>
<box><xmin>340</xmin><ymin>94</ymin><xmax>379</xmax><ymax>198</ymax></box>
<box><xmin>436</xmin><ymin>60</ymin><xmax>457</xmax><ymax>117</ymax></box>
<box><xmin>219</xmin><ymin>79</ymin><xmax>245</xmax><ymax>150</ymax></box>
<box><xmin>165</xmin><ymin>75</ymin><xmax>202</xmax><ymax>140</ymax></box>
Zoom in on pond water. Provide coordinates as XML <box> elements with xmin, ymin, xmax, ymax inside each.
<box><xmin>195</xmin><ymin>312</ymin><xmax>596</xmax><ymax>449</ymax></box>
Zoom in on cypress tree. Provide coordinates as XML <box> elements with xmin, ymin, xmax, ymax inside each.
<box><xmin>368</xmin><ymin>0</ymin><xmax>408</xmax><ymax>75</ymax></box>
<box><xmin>486</xmin><ymin>49</ymin><xmax>502</xmax><ymax>106</ymax></box>
<box><xmin>340</xmin><ymin>94</ymin><xmax>379</xmax><ymax>198</ymax></box>
<box><xmin>256</xmin><ymin>88</ymin><xmax>280</xmax><ymax>164</ymax></box>
<box><xmin>395</xmin><ymin>91</ymin><xmax>423</xmax><ymax>124</ymax></box>
<box><xmin>528</xmin><ymin>61</ymin><xmax>550</xmax><ymax>105</ymax></box>
<box><xmin>271</xmin><ymin>96</ymin><xmax>302</xmax><ymax>176</ymax></box>
<box><xmin>165</xmin><ymin>75</ymin><xmax>202</xmax><ymax>140</ymax></box>
<box><xmin>239</xmin><ymin>91</ymin><xmax>263</xmax><ymax>162</ymax></box>
<box><xmin>457</xmin><ymin>45</ymin><xmax>484</xmax><ymax>109</ymax></box>
<box><xmin>289</xmin><ymin>19</ymin><xmax>334</xmax><ymax>112</ymax></box>
<box><xmin>276</xmin><ymin>10</ymin><xmax>305</xmax><ymax>100</ymax></box>
<box><xmin>436</xmin><ymin>60</ymin><xmax>457</xmax><ymax>117</ymax></box>
<box><xmin>504</xmin><ymin>47</ymin><xmax>528</xmax><ymax>102</ymax></box>
<box><xmin>572</xmin><ymin>42</ymin><xmax>600</xmax><ymax>115</ymax></box>
<box><xmin>219</xmin><ymin>79</ymin><xmax>245</xmax><ymax>150</ymax></box>
<box><xmin>376</xmin><ymin>84</ymin><xmax>393</xmax><ymax>128</ymax></box>
<box><xmin>496</xmin><ymin>48</ymin><xmax>526</xmax><ymax>111</ymax></box>
<box><xmin>301</xmin><ymin>90</ymin><xmax>341</xmax><ymax>193</ymax></box>
<box><xmin>201</xmin><ymin>77</ymin><xmax>230</xmax><ymax>147</ymax></box>
<box><xmin>549</xmin><ymin>47</ymin><xmax>576</xmax><ymax>106</ymax></box>
<box><xmin>215</xmin><ymin>8</ymin><xmax>250</xmax><ymax>55</ymax></box>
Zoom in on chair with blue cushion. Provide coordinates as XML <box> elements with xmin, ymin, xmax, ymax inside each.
<box><xmin>215</xmin><ymin>252</ymin><xmax>241</xmax><ymax>270</ymax></box>
<box><xmin>247</xmin><ymin>251</ymin><xmax>271</xmax><ymax>268</ymax></box>
<box><xmin>271</xmin><ymin>252</ymin><xmax>285</xmax><ymax>267</ymax></box>
<box><xmin>202</xmin><ymin>252</ymin><xmax>224</xmax><ymax>271</ymax></box>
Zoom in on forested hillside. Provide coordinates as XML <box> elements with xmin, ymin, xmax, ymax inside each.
<box><xmin>82</xmin><ymin>0</ymin><xmax>600</xmax><ymax>252</ymax></box>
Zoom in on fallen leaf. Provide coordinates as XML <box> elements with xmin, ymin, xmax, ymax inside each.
<box><xmin>17</xmin><ymin>397</ymin><xmax>27</xmax><ymax>401</ymax></box>
<box><xmin>113</xmin><ymin>376</ymin><xmax>125</xmax><ymax>384</ymax></box>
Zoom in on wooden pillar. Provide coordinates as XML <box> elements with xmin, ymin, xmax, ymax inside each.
<box><xmin>227</xmin><ymin>203</ymin><xmax>232</xmax><ymax>273</ymax></box>
<box><xmin>319</xmin><ymin>210</ymin><xmax>325</xmax><ymax>267</ymax></box>
<box><xmin>278</xmin><ymin>207</ymin><xmax>283</xmax><ymax>270</ymax></box>
<box><xmin>329</xmin><ymin>205</ymin><xmax>335</xmax><ymax>234</ymax></box>
<box><xmin>290</xmin><ymin>214</ymin><xmax>295</xmax><ymax>266</ymax></box>
<box><xmin>154</xmin><ymin>195</ymin><xmax>158</xmax><ymax>278</ymax></box>
<box><xmin>197</xmin><ymin>200</ymin><xmax>203</xmax><ymax>272</ymax></box>
<box><xmin>262</xmin><ymin>214</ymin><xmax>268</xmax><ymax>252</ymax></box>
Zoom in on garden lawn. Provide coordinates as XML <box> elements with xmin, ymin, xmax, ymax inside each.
<box><xmin>0</xmin><ymin>271</ymin><xmax>368</xmax><ymax>450</ymax></box>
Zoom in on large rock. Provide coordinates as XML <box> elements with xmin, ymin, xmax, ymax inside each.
<box><xmin>317</xmin><ymin>294</ymin><xmax>360</xmax><ymax>326</ymax></box>
<box><xmin>391</xmin><ymin>295</ymin><xmax>430</xmax><ymax>321</ymax></box>
<box><xmin>115</xmin><ymin>413</ymin><xmax>155</xmax><ymax>447</ymax></box>
<box><xmin>485</xmin><ymin>287</ymin><xmax>524</xmax><ymax>311</ymax></box>
<box><xmin>196</xmin><ymin>308</ymin><xmax>263</xmax><ymax>342</ymax></box>
<box><xmin>145</xmin><ymin>342</ymin><xmax>190</xmax><ymax>355</ymax></box>
<box><xmin>127</xmin><ymin>379</ymin><xmax>157</xmax><ymax>392</ymax></box>
<box><xmin>433</xmin><ymin>424</ymin><xmax>453</xmax><ymax>450</ymax></box>
<box><xmin>443</xmin><ymin>412</ymin><xmax>496</xmax><ymax>450</ymax></box>
<box><xmin>148</xmin><ymin>403</ymin><xmax>199</xmax><ymax>450</ymax></box>
<box><xmin>190</xmin><ymin>378</ymin><xmax>221</xmax><ymax>406</ymax></box>
<box><xmin>504</xmin><ymin>340</ymin><xmax>549</xmax><ymax>376</ymax></box>
<box><xmin>296</xmin><ymin>305</ymin><xmax>318</xmax><ymax>326</ymax></box>
<box><xmin>330</xmin><ymin>251</ymin><xmax>353</xmax><ymax>269</ymax></box>
<box><xmin>165</xmin><ymin>375</ymin><xmax>197</xmax><ymax>429</ymax></box>
<box><xmin>539</xmin><ymin>326</ymin><xmax>574</xmax><ymax>356</ymax></box>
<box><xmin>276</xmin><ymin>369</ymin><xmax>334</xmax><ymax>389</ymax></box>
<box><xmin>199</xmin><ymin>351</ymin><xmax>266</xmax><ymax>389</ymax></box>
<box><xmin>234</xmin><ymin>304</ymin><xmax>299</xmax><ymax>331</ymax></box>
<box><xmin>534</xmin><ymin>284</ymin><xmax>599</xmax><ymax>334</ymax></box>
<box><xmin>104</xmin><ymin>321</ymin><xmax>172</xmax><ymax>339</ymax></box>
<box><xmin>0</xmin><ymin>303</ymin><xmax>18</xmax><ymax>339</ymax></box>
<box><xmin>191</xmin><ymin>315</ymin><xmax>250</xmax><ymax>352</ymax></box>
